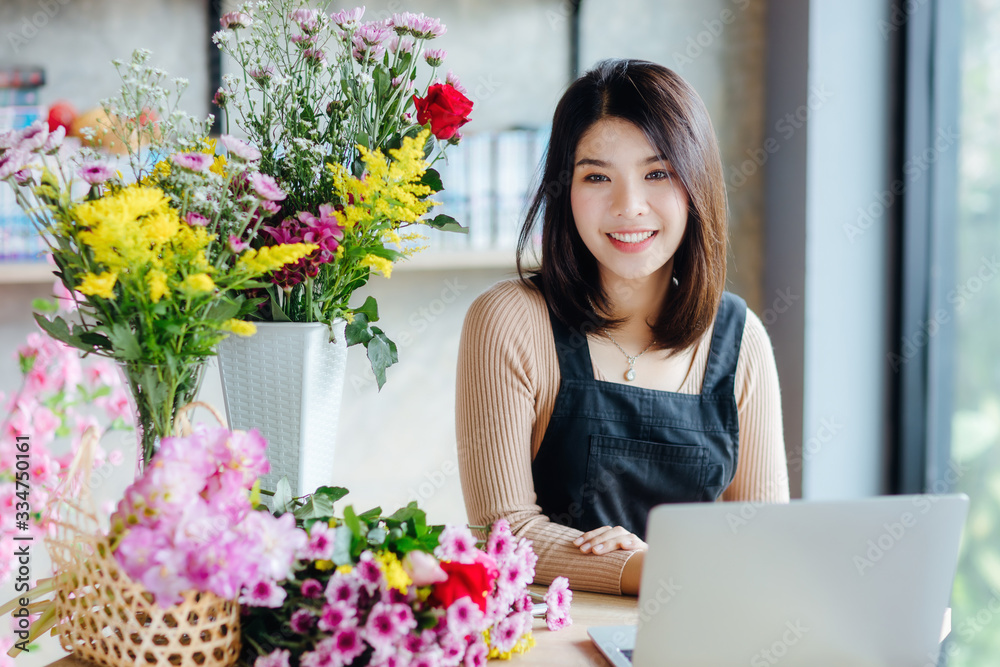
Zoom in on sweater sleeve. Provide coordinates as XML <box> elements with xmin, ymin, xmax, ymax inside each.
<box><xmin>723</xmin><ymin>308</ymin><xmax>791</xmax><ymax>502</ymax></box>
<box><xmin>455</xmin><ymin>281</ymin><xmax>635</xmax><ymax>595</ymax></box>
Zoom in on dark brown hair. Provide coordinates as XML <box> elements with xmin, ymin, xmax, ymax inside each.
<box><xmin>516</xmin><ymin>58</ymin><xmax>728</xmax><ymax>353</ymax></box>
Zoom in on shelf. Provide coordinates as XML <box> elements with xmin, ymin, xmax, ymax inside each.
<box><xmin>0</xmin><ymin>262</ymin><xmax>54</xmax><ymax>285</ymax></box>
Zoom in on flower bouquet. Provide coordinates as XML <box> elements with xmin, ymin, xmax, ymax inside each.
<box><xmin>238</xmin><ymin>484</ymin><xmax>572</xmax><ymax>667</ymax></box>
<box><xmin>2</xmin><ymin>407</ymin><xmax>301</xmax><ymax>666</ymax></box>
<box><xmin>213</xmin><ymin>0</ymin><xmax>474</xmax><ymax>384</ymax></box>
<box><xmin>0</xmin><ymin>50</ymin><xmax>316</xmax><ymax>468</ymax></box>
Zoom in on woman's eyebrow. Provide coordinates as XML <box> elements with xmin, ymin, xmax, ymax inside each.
<box><xmin>574</xmin><ymin>155</ymin><xmax>669</xmax><ymax>168</ymax></box>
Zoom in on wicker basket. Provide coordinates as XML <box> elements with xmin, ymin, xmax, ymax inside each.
<box><xmin>44</xmin><ymin>404</ymin><xmax>242</xmax><ymax>667</ymax></box>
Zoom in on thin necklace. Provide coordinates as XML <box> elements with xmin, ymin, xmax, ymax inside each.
<box><xmin>601</xmin><ymin>328</ymin><xmax>654</xmax><ymax>382</ymax></box>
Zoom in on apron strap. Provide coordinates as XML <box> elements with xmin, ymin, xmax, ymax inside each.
<box><xmin>702</xmin><ymin>291</ymin><xmax>748</xmax><ymax>397</ymax></box>
<box><xmin>529</xmin><ymin>274</ymin><xmax>597</xmax><ymax>380</ymax></box>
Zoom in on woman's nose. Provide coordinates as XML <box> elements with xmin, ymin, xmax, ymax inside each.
<box><xmin>611</xmin><ymin>180</ymin><xmax>649</xmax><ymax>218</ymax></box>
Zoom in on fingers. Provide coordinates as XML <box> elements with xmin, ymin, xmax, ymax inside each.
<box><xmin>573</xmin><ymin>526</ymin><xmax>645</xmax><ymax>554</ymax></box>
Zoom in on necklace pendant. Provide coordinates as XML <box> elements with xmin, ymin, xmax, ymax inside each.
<box><xmin>625</xmin><ymin>368</ymin><xmax>636</xmax><ymax>381</ymax></box>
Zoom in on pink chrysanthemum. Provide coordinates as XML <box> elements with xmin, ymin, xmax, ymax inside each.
<box><xmin>544</xmin><ymin>576</ymin><xmax>573</xmax><ymax>631</ymax></box>
<box><xmin>446</xmin><ymin>596</ymin><xmax>485</xmax><ymax>638</ymax></box>
<box><xmin>301</xmin><ymin>577</ymin><xmax>324</xmax><ymax>599</ymax></box>
<box><xmin>185</xmin><ymin>211</ymin><xmax>210</xmax><ymax>226</ymax></box>
<box><xmin>446</xmin><ymin>70</ymin><xmax>469</xmax><ymax>96</ymax></box>
<box><xmin>78</xmin><ymin>162</ymin><xmax>114</xmax><ymax>185</ymax></box>
<box><xmin>219</xmin><ymin>134</ymin><xmax>261</xmax><ymax>161</ymax></box>
<box><xmin>391</xmin><ymin>12</ymin><xmax>446</xmax><ymax>39</ymax></box>
<box><xmin>290</xmin><ymin>608</ymin><xmax>317</xmax><ymax>635</ymax></box>
<box><xmin>388</xmin><ymin>36</ymin><xmax>413</xmax><ymax>54</ymax></box>
<box><xmin>491</xmin><ymin>614</ymin><xmax>522</xmax><ymax>654</ymax></box>
<box><xmin>228</xmin><ymin>234</ymin><xmax>250</xmax><ymax>253</ymax></box>
<box><xmin>463</xmin><ymin>637</ymin><xmax>489</xmax><ymax>667</ymax></box>
<box><xmin>239</xmin><ymin>578</ymin><xmax>286</xmax><ymax>608</ymax></box>
<box><xmin>486</xmin><ymin>519</ymin><xmax>515</xmax><ymax>561</ymax></box>
<box><xmin>325</xmin><ymin>571</ymin><xmax>361</xmax><ymax>607</ymax></box>
<box><xmin>424</xmin><ymin>49</ymin><xmax>446</xmax><ymax>67</ymax></box>
<box><xmin>171</xmin><ymin>152</ymin><xmax>213</xmax><ymax>172</ymax></box>
<box><xmin>220</xmin><ymin>11</ymin><xmax>251</xmax><ymax>29</ymax></box>
<box><xmin>364</xmin><ymin>602</ymin><xmax>416</xmax><ymax>651</ymax></box>
<box><xmin>254</xmin><ymin>649</ymin><xmax>290</xmax><ymax>667</ymax></box>
<box><xmin>434</xmin><ymin>525</ymin><xmax>478</xmax><ymax>564</ymax></box>
<box><xmin>318</xmin><ymin>601</ymin><xmax>357</xmax><ymax>632</ymax></box>
<box><xmin>289</xmin><ymin>8</ymin><xmax>322</xmax><ymax>33</ymax></box>
<box><xmin>330</xmin><ymin>6</ymin><xmax>365</xmax><ymax>29</ymax></box>
<box><xmin>300</xmin><ymin>520</ymin><xmax>336</xmax><ymax>561</ymax></box>
<box><xmin>250</xmin><ymin>173</ymin><xmax>287</xmax><ymax>201</ymax></box>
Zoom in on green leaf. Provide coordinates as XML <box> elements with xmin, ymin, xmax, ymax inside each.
<box><xmin>356</xmin><ymin>506</ymin><xmax>382</xmax><ymax>523</ymax></box>
<box><xmin>366</xmin><ymin>330</ymin><xmax>398</xmax><ymax>391</ymax></box>
<box><xmin>345</xmin><ymin>312</ymin><xmax>374</xmax><ymax>346</ymax></box>
<box><xmin>293</xmin><ymin>492</ymin><xmax>336</xmax><ymax>520</ymax></box>
<box><xmin>32</xmin><ymin>298</ymin><xmax>57</xmax><ymax>313</ymax></box>
<box><xmin>354</xmin><ymin>296</ymin><xmax>379</xmax><ymax>322</ymax></box>
<box><xmin>331</xmin><ymin>526</ymin><xmax>354</xmax><ymax>566</ymax></box>
<box><xmin>33</xmin><ymin>313</ymin><xmax>72</xmax><ymax>345</ymax></box>
<box><xmin>79</xmin><ymin>331</ymin><xmax>112</xmax><ymax>350</ymax></box>
<box><xmin>426</xmin><ymin>214</ymin><xmax>468</xmax><ymax>234</ymax></box>
<box><xmin>266</xmin><ymin>285</ymin><xmax>291</xmax><ymax>322</ymax></box>
<box><xmin>313</xmin><ymin>486</ymin><xmax>350</xmax><ymax>504</ymax></box>
<box><xmin>366</xmin><ymin>526</ymin><xmax>387</xmax><ymax>547</ymax></box>
<box><xmin>355</xmin><ymin>131</ymin><xmax>370</xmax><ymax>149</ymax></box>
<box><xmin>106</xmin><ymin>323</ymin><xmax>142</xmax><ymax>360</ymax></box>
<box><xmin>420</xmin><ymin>168</ymin><xmax>443</xmax><ymax>193</ymax></box>
<box><xmin>343</xmin><ymin>505</ymin><xmax>363</xmax><ymax>538</ymax></box>
<box><xmin>373</xmin><ymin>67</ymin><xmax>391</xmax><ymax>97</ymax></box>
<box><xmin>273</xmin><ymin>477</ymin><xmax>293</xmax><ymax>514</ymax></box>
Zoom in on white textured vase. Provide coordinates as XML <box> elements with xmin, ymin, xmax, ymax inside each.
<box><xmin>216</xmin><ymin>320</ymin><xmax>348</xmax><ymax>496</ymax></box>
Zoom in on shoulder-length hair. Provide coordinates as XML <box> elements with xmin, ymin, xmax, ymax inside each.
<box><xmin>516</xmin><ymin>58</ymin><xmax>728</xmax><ymax>354</ymax></box>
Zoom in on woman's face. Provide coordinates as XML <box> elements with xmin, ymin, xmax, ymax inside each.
<box><xmin>570</xmin><ymin>117</ymin><xmax>689</xmax><ymax>287</ymax></box>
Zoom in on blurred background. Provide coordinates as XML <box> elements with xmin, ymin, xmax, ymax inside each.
<box><xmin>0</xmin><ymin>1</ymin><xmax>996</xmax><ymax>665</ymax></box>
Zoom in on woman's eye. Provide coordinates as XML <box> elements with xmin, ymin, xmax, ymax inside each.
<box><xmin>647</xmin><ymin>170</ymin><xmax>670</xmax><ymax>180</ymax></box>
<box><xmin>583</xmin><ymin>173</ymin><xmax>609</xmax><ymax>182</ymax></box>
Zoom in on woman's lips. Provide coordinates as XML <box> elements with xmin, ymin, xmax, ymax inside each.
<box><xmin>606</xmin><ymin>230</ymin><xmax>657</xmax><ymax>253</ymax></box>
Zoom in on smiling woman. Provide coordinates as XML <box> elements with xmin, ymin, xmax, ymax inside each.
<box><xmin>456</xmin><ymin>59</ymin><xmax>789</xmax><ymax>597</ymax></box>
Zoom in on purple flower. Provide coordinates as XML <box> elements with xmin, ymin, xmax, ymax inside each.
<box><xmin>78</xmin><ymin>162</ymin><xmax>114</xmax><ymax>185</ymax></box>
<box><xmin>219</xmin><ymin>134</ymin><xmax>261</xmax><ymax>161</ymax></box>
<box><xmin>291</xmin><ymin>33</ymin><xmax>319</xmax><ymax>48</ymax></box>
<box><xmin>330</xmin><ymin>7</ymin><xmax>365</xmax><ymax>29</ymax></box>
<box><xmin>544</xmin><ymin>576</ymin><xmax>573</xmax><ymax>631</ymax></box>
<box><xmin>249</xmin><ymin>66</ymin><xmax>275</xmax><ymax>85</ymax></box>
<box><xmin>303</xmin><ymin>48</ymin><xmax>327</xmax><ymax>67</ymax></box>
<box><xmin>463</xmin><ymin>637</ymin><xmax>488</xmax><ymax>667</ymax></box>
<box><xmin>0</xmin><ymin>129</ymin><xmax>16</xmax><ymax>149</ymax></box>
<box><xmin>388</xmin><ymin>36</ymin><xmax>414</xmax><ymax>54</ymax></box>
<box><xmin>15</xmin><ymin>121</ymin><xmax>48</xmax><ymax>152</ymax></box>
<box><xmin>391</xmin><ymin>12</ymin><xmax>446</xmax><ymax>39</ymax></box>
<box><xmin>424</xmin><ymin>49</ymin><xmax>446</xmax><ymax>68</ymax></box>
<box><xmin>446</xmin><ymin>70</ymin><xmax>469</xmax><ymax>96</ymax></box>
<box><xmin>41</xmin><ymin>125</ymin><xmax>65</xmax><ymax>153</ymax></box>
<box><xmin>301</xmin><ymin>578</ymin><xmax>324</xmax><ymax>599</ymax></box>
<box><xmin>171</xmin><ymin>152</ymin><xmax>213</xmax><ymax>172</ymax></box>
<box><xmin>239</xmin><ymin>578</ymin><xmax>287</xmax><ymax>608</ymax></box>
<box><xmin>300</xmin><ymin>520</ymin><xmax>336</xmax><ymax>561</ymax></box>
<box><xmin>185</xmin><ymin>211</ymin><xmax>210</xmax><ymax>226</ymax></box>
<box><xmin>228</xmin><ymin>234</ymin><xmax>250</xmax><ymax>253</ymax></box>
<box><xmin>213</xmin><ymin>88</ymin><xmax>229</xmax><ymax>107</ymax></box>
<box><xmin>318</xmin><ymin>601</ymin><xmax>357</xmax><ymax>632</ymax></box>
<box><xmin>289</xmin><ymin>8</ymin><xmax>322</xmax><ymax>33</ymax></box>
<box><xmin>364</xmin><ymin>602</ymin><xmax>416</xmax><ymax>651</ymax></box>
<box><xmin>446</xmin><ymin>596</ymin><xmax>485</xmax><ymax>637</ymax></box>
<box><xmin>302</xmin><ymin>630</ymin><xmax>365</xmax><ymax>667</ymax></box>
<box><xmin>0</xmin><ymin>150</ymin><xmax>31</xmax><ymax>180</ymax></box>
<box><xmin>220</xmin><ymin>11</ymin><xmax>251</xmax><ymax>29</ymax></box>
<box><xmin>254</xmin><ymin>649</ymin><xmax>290</xmax><ymax>667</ymax></box>
<box><xmin>325</xmin><ymin>571</ymin><xmax>361</xmax><ymax>607</ymax></box>
<box><xmin>491</xmin><ymin>615</ymin><xmax>522</xmax><ymax>653</ymax></box>
<box><xmin>355</xmin><ymin>551</ymin><xmax>383</xmax><ymax>592</ymax></box>
<box><xmin>486</xmin><ymin>519</ymin><xmax>516</xmax><ymax>561</ymax></box>
<box><xmin>250</xmin><ymin>172</ymin><xmax>287</xmax><ymax>201</ymax></box>
<box><xmin>242</xmin><ymin>511</ymin><xmax>306</xmax><ymax>581</ymax></box>
<box><xmin>290</xmin><ymin>608</ymin><xmax>317</xmax><ymax>634</ymax></box>
<box><xmin>435</xmin><ymin>525</ymin><xmax>478</xmax><ymax>564</ymax></box>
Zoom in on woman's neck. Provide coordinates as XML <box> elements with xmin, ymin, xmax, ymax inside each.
<box><xmin>600</xmin><ymin>263</ymin><xmax>673</xmax><ymax>341</ymax></box>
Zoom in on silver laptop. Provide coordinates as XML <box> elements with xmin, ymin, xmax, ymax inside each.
<box><xmin>589</xmin><ymin>494</ymin><xmax>968</xmax><ymax>667</ymax></box>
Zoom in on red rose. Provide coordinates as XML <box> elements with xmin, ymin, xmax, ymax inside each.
<box><xmin>429</xmin><ymin>554</ymin><xmax>499</xmax><ymax>612</ymax></box>
<box><xmin>412</xmin><ymin>83</ymin><xmax>473</xmax><ymax>141</ymax></box>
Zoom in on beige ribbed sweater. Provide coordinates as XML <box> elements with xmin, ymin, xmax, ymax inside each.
<box><xmin>456</xmin><ymin>278</ymin><xmax>790</xmax><ymax>595</ymax></box>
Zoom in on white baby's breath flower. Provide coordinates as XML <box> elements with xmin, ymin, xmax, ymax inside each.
<box><xmin>213</xmin><ymin>30</ymin><xmax>232</xmax><ymax>45</ymax></box>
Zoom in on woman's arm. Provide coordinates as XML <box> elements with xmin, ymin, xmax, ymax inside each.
<box><xmin>456</xmin><ymin>281</ymin><xmax>638</xmax><ymax>594</ymax></box>
<box><xmin>723</xmin><ymin>308</ymin><xmax>791</xmax><ymax>502</ymax></box>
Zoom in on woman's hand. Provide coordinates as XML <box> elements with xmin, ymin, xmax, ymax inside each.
<box><xmin>573</xmin><ymin>525</ymin><xmax>648</xmax><ymax>554</ymax></box>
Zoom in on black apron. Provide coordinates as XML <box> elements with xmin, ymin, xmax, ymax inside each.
<box><xmin>531</xmin><ymin>279</ymin><xmax>747</xmax><ymax>540</ymax></box>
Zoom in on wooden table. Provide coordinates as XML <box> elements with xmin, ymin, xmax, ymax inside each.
<box><xmin>45</xmin><ymin>588</ymin><xmax>635</xmax><ymax>667</ymax></box>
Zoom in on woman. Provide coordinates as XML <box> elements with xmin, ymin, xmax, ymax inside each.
<box><xmin>456</xmin><ymin>59</ymin><xmax>789</xmax><ymax>596</ymax></box>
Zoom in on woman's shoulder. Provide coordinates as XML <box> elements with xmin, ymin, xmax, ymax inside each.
<box><xmin>465</xmin><ymin>277</ymin><xmax>548</xmax><ymax>327</ymax></box>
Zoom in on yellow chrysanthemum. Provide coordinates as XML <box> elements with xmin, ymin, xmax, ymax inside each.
<box><xmin>361</xmin><ymin>254</ymin><xmax>393</xmax><ymax>278</ymax></box>
<box><xmin>315</xmin><ymin>560</ymin><xmax>335</xmax><ymax>571</ymax></box>
<box><xmin>223</xmin><ymin>318</ymin><xmax>257</xmax><ymax>336</ymax></box>
<box><xmin>147</xmin><ymin>269</ymin><xmax>169</xmax><ymax>303</ymax></box>
<box><xmin>210</xmin><ymin>154</ymin><xmax>227</xmax><ymax>176</ymax></box>
<box><xmin>75</xmin><ymin>185</ymin><xmax>173</xmax><ymax>269</ymax></box>
<box><xmin>142</xmin><ymin>209</ymin><xmax>181</xmax><ymax>245</ymax></box>
<box><xmin>335</xmin><ymin>564</ymin><xmax>353</xmax><ymax>575</ymax></box>
<box><xmin>180</xmin><ymin>273</ymin><xmax>215</xmax><ymax>294</ymax></box>
<box><xmin>236</xmin><ymin>243</ymin><xmax>317</xmax><ymax>275</ymax></box>
<box><xmin>375</xmin><ymin>551</ymin><xmax>412</xmax><ymax>594</ymax></box>
<box><xmin>78</xmin><ymin>271</ymin><xmax>118</xmax><ymax>299</ymax></box>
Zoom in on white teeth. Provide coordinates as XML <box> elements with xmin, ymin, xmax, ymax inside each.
<box><xmin>608</xmin><ymin>231</ymin><xmax>655</xmax><ymax>244</ymax></box>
